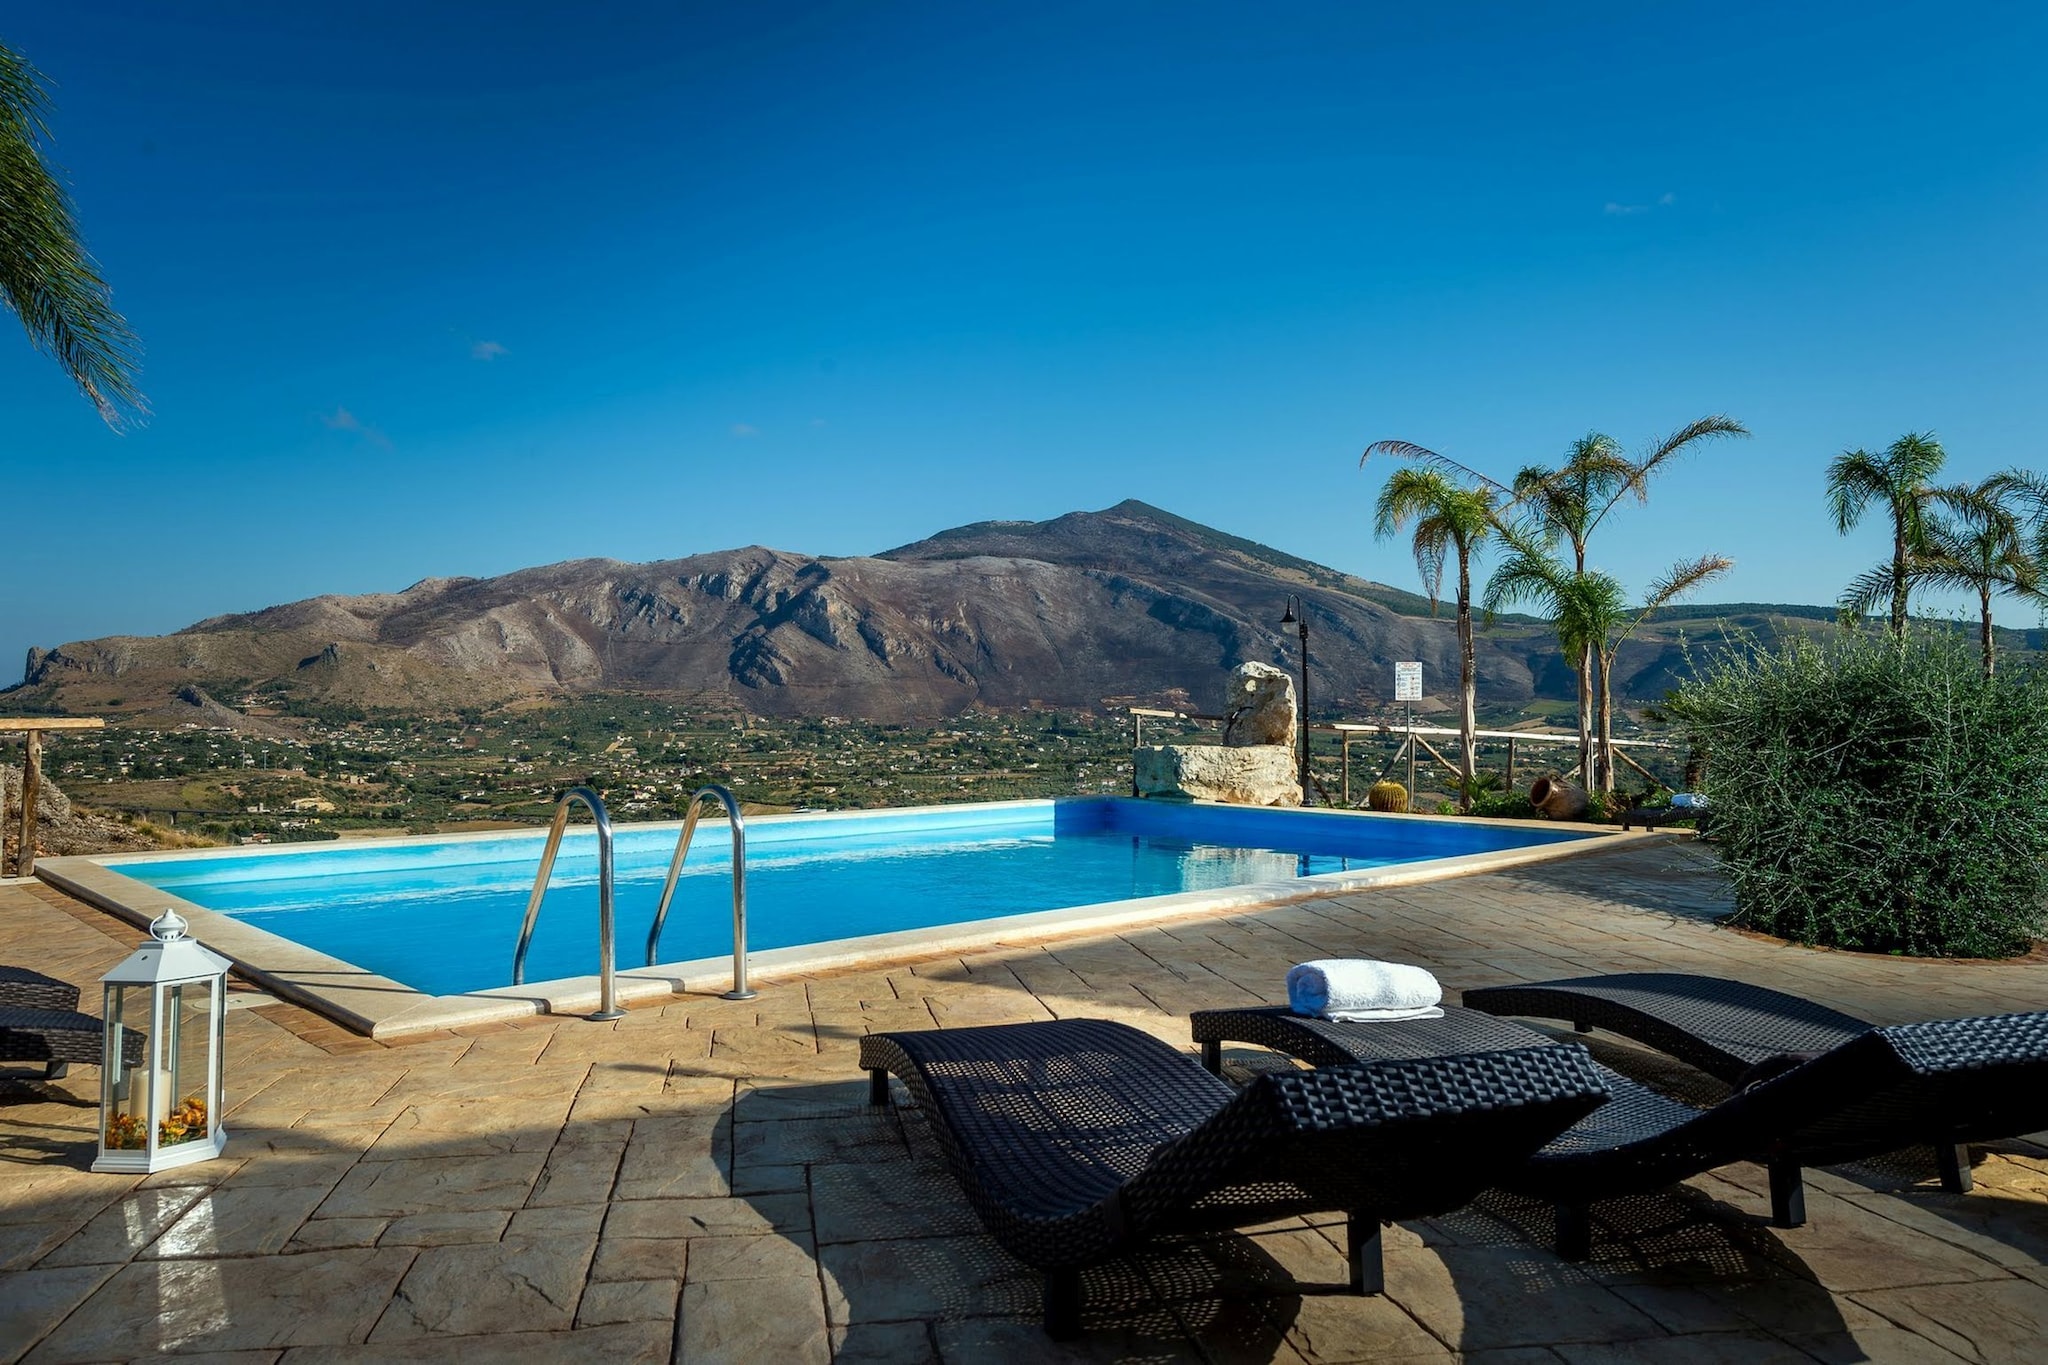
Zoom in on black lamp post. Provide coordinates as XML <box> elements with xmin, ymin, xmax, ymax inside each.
<box><xmin>1280</xmin><ymin>596</ymin><xmax>1311</xmax><ymax>805</ymax></box>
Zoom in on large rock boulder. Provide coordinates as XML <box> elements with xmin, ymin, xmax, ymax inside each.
<box><xmin>1221</xmin><ymin>662</ymin><xmax>1297</xmax><ymax>747</ymax></box>
<box><xmin>1133</xmin><ymin>744</ymin><xmax>1301</xmax><ymax>807</ymax></box>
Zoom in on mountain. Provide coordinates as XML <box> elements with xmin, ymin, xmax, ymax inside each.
<box><xmin>4</xmin><ymin>499</ymin><xmax>1876</xmax><ymax>724</ymax></box>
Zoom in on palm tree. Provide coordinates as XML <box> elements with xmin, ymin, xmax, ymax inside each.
<box><xmin>1370</xmin><ymin>467</ymin><xmax>1498</xmax><ymax>810</ymax></box>
<box><xmin>1507</xmin><ymin>436</ymin><xmax>1628</xmax><ymax>784</ymax></box>
<box><xmin>1844</xmin><ymin>475</ymin><xmax>2039</xmax><ymax>674</ymax></box>
<box><xmin>1505</xmin><ymin>418</ymin><xmax>1747</xmax><ymax>788</ymax></box>
<box><xmin>0</xmin><ymin>43</ymin><xmax>144</xmax><ymax>426</ymax></box>
<box><xmin>1368</xmin><ymin>417</ymin><xmax>1747</xmax><ymax>791</ymax></box>
<box><xmin>1825</xmin><ymin>433</ymin><xmax>1949</xmax><ymax>634</ymax></box>
<box><xmin>1987</xmin><ymin>466</ymin><xmax>2048</xmax><ymax>583</ymax></box>
<box><xmin>1486</xmin><ymin>527</ymin><xmax>1732</xmax><ymax>791</ymax></box>
<box><xmin>1482</xmin><ymin>524</ymin><xmax>1617</xmax><ymax>786</ymax></box>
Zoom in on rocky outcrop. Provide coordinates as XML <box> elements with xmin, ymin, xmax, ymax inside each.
<box><xmin>1</xmin><ymin>766</ymin><xmax>157</xmax><ymax>863</ymax></box>
<box><xmin>1133</xmin><ymin>744</ymin><xmax>1301</xmax><ymax>807</ymax></box>
<box><xmin>1221</xmin><ymin>662</ymin><xmax>1296</xmax><ymax>747</ymax></box>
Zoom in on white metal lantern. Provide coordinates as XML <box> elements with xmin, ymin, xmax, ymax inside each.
<box><xmin>93</xmin><ymin>909</ymin><xmax>230</xmax><ymax>1174</ymax></box>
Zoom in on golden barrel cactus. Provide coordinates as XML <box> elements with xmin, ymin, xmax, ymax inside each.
<box><xmin>1366</xmin><ymin>780</ymin><xmax>1409</xmax><ymax>813</ymax></box>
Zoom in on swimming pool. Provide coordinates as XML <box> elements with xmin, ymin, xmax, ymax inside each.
<box><xmin>49</xmin><ymin>798</ymin><xmax>1604</xmax><ymax>1035</ymax></box>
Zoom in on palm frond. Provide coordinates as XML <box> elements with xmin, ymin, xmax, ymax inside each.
<box><xmin>1823</xmin><ymin>449</ymin><xmax>1885</xmax><ymax>534</ymax></box>
<box><xmin>0</xmin><ymin>43</ymin><xmax>145</xmax><ymax>427</ymax></box>
<box><xmin>1643</xmin><ymin>553</ymin><xmax>1734</xmax><ymax>609</ymax></box>
<box><xmin>1886</xmin><ymin>432</ymin><xmax>1947</xmax><ymax>487</ymax></box>
<box><xmin>1361</xmin><ymin>439</ymin><xmax>1512</xmax><ymax>494</ymax></box>
<box><xmin>1620</xmin><ymin>415</ymin><xmax>1749</xmax><ymax>505</ymax></box>
<box><xmin>1837</xmin><ymin>563</ymin><xmax>1899</xmax><ymax>619</ymax></box>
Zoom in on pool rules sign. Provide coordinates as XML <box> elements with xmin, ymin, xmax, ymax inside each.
<box><xmin>1393</xmin><ymin>662</ymin><xmax>1423</xmax><ymax>701</ymax></box>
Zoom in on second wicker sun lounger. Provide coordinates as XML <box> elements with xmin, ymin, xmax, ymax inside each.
<box><xmin>861</xmin><ymin>1017</ymin><xmax>1608</xmax><ymax>1337</ymax></box>
<box><xmin>1194</xmin><ymin>1003</ymin><xmax>2048</xmax><ymax>1260</ymax></box>
<box><xmin>1462</xmin><ymin>972</ymin><xmax>1876</xmax><ymax>1086</ymax></box>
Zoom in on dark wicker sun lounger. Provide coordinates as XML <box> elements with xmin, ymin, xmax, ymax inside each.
<box><xmin>1192</xmin><ymin>1003</ymin><xmax>2048</xmax><ymax>1261</ymax></box>
<box><xmin>0</xmin><ymin>1006</ymin><xmax>144</xmax><ymax>1080</ymax></box>
<box><xmin>861</xmin><ymin>1017</ymin><xmax>1608</xmax><ymax>1336</ymax></box>
<box><xmin>0</xmin><ymin>965</ymin><xmax>81</xmax><ymax>1013</ymax></box>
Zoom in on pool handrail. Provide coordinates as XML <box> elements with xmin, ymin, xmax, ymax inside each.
<box><xmin>511</xmin><ymin>786</ymin><xmax>623</xmax><ymax>1021</ymax></box>
<box><xmin>646</xmin><ymin>784</ymin><xmax>756</xmax><ymax>1001</ymax></box>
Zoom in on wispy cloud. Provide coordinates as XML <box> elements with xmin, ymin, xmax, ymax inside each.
<box><xmin>731</xmin><ymin>423</ymin><xmax>760</xmax><ymax>438</ymax></box>
<box><xmin>471</xmin><ymin>339</ymin><xmax>507</xmax><ymax>361</ymax></box>
<box><xmin>1604</xmin><ymin>191</ymin><xmax>1677</xmax><ymax>217</ymax></box>
<box><xmin>319</xmin><ymin>405</ymin><xmax>392</xmax><ymax>450</ymax></box>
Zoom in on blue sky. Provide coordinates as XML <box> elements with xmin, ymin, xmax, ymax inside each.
<box><xmin>5</xmin><ymin>3</ymin><xmax>2046</xmax><ymax>675</ymax></box>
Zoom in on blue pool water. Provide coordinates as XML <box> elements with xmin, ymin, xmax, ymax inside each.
<box><xmin>108</xmin><ymin>798</ymin><xmax>1589</xmax><ymax>996</ymax></box>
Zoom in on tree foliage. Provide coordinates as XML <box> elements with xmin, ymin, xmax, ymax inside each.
<box><xmin>1668</xmin><ymin>630</ymin><xmax>2048</xmax><ymax>957</ymax></box>
<box><xmin>1826</xmin><ymin>433</ymin><xmax>1948</xmax><ymax>634</ymax></box>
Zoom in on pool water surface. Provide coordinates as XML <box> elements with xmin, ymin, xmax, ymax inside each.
<box><xmin>106</xmin><ymin>798</ymin><xmax>1591</xmax><ymax>997</ymax></box>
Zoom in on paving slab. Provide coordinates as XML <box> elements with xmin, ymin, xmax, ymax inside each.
<box><xmin>368</xmin><ymin>1233</ymin><xmax>596</xmax><ymax>1340</ymax></box>
<box><xmin>23</xmin><ymin>1247</ymin><xmax>417</xmax><ymax>1361</ymax></box>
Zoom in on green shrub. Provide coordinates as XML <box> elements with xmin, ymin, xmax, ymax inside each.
<box><xmin>1668</xmin><ymin>630</ymin><xmax>2048</xmax><ymax>957</ymax></box>
<box><xmin>1468</xmin><ymin>790</ymin><xmax>1538</xmax><ymax>820</ymax></box>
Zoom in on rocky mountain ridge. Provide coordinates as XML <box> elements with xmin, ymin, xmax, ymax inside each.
<box><xmin>8</xmin><ymin>499</ymin><xmax>1860</xmax><ymax>725</ymax></box>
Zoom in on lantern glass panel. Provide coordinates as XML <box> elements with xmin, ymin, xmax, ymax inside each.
<box><xmin>101</xmin><ymin>984</ymin><xmax>154</xmax><ymax>1152</ymax></box>
<box><xmin>161</xmin><ymin>980</ymin><xmax>215</xmax><ymax>1147</ymax></box>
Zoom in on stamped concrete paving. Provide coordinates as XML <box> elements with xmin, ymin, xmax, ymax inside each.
<box><xmin>3</xmin><ymin>839</ymin><xmax>2046</xmax><ymax>1362</ymax></box>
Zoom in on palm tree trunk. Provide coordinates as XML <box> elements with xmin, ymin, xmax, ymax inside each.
<box><xmin>1595</xmin><ymin>648</ymin><xmax>1614</xmax><ymax>793</ymax></box>
<box><xmin>1891</xmin><ymin>525</ymin><xmax>1910</xmax><ymax>635</ymax></box>
<box><xmin>1575</xmin><ymin>646</ymin><xmax>1593</xmax><ymax>786</ymax></box>
<box><xmin>1981</xmin><ymin>587</ymin><xmax>1995</xmax><ymax>677</ymax></box>
<box><xmin>1456</xmin><ymin>553</ymin><xmax>1476</xmax><ymax>814</ymax></box>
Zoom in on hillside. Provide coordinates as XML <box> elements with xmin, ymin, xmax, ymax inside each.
<box><xmin>2</xmin><ymin>498</ymin><xmax>1971</xmax><ymax>726</ymax></box>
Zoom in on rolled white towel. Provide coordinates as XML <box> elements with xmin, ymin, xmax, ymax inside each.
<box><xmin>1286</xmin><ymin>959</ymin><xmax>1443</xmax><ymax>1022</ymax></box>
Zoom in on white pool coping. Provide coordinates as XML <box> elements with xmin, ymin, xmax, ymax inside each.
<box><xmin>38</xmin><ymin>800</ymin><xmax>1648</xmax><ymax>1038</ymax></box>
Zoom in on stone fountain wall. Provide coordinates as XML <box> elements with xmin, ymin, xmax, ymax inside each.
<box><xmin>1133</xmin><ymin>662</ymin><xmax>1301</xmax><ymax>806</ymax></box>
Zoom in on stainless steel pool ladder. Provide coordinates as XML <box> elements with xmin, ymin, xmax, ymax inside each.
<box><xmin>512</xmin><ymin>786</ymin><xmax>624</xmax><ymax>1021</ymax></box>
<box><xmin>645</xmin><ymin>784</ymin><xmax>756</xmax><ymax>1001</ymax></box>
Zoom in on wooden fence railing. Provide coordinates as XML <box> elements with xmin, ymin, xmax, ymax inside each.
<box><xmin>3</xmin><ymin>717</ymin><xmax>106</xmax><ymax>877</ymax></box>
<box><xmin>1128</xmin><ymin>708</ymin><xmax>1674</xmax><ymax>805</ymax></box>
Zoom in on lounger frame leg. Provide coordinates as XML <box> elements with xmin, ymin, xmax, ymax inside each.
<box><xmin>1556</xmin><ymin>1203</ymin><xmax>1591</xmax><ymax>1261</ymax></box>
<box><xmin>1044</xmin><ymin>1266</ymin><xmax>1083</xmax><ymax>1339</ymax></box>
<box><xmin>867</xmin><ymin>1066</ymin><xmax>890</xmax><ymax>1107</ymax></box>
<box><xmin>44</xmin><ymin>1060</ymin><xmax>69</xmax><ymax>1080</ymax></box>
<box><xmin>1768</xmin><ymin>1159</ymin><xmax>1806</xmax><ymax>1228</ymax></box>
<box><xmin>1936</xmin><ymin>1142</ymin><xmax>1973</xmax><ymax>1193</ymax></box>
<box><xmin>1347</xmin><ymin>1215</ymin><xmax>1384</xmax><ymax>1295</ymax></box>
<box><xmin>1200</xmin><ymin>1039</ymin><xmax>1222</xmax><ymax>1074</ymax></box>
<box><xmin>1573</xmin><ymin>1020</ymin><xmax>1593</xmax><ymax>1034</ymax></box>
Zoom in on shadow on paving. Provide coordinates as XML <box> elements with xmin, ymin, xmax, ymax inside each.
<box><xmin>1494</xmin><ymin>840</ymin><xmax>1734</xmax><ymax>923</ymax></box>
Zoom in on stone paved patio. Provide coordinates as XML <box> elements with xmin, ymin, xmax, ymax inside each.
<box><xmin>3</xmin><ymin>838</ymin><xmax>2046</xmax><ymax>1362</ymax></box>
